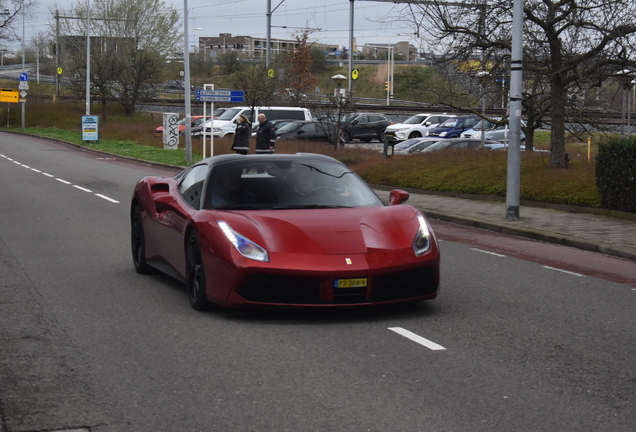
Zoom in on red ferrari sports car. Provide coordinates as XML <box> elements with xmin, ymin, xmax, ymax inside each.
<box><xmin>131</xmin><ymin>153</ymin><xmax>440</xmax><ymax>310</ymax></box>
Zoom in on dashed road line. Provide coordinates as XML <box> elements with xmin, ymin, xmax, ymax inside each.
<box><xmin>95</xmin><ymin>194</ymin><xmax>120</xmax><ymax>204</ymax></box>
<box><xmin>388</xmin><ymin>327</ymin><xmax>446</xmax><ymax>351</ymax></box>
<box><xmin>542</xmin><ymin>266</ymin><xmax>584</xmax><ymax>277</ymax></box>
<box><xmin>471</xmin><ymin>248</ymin><xmax>507</xmax><ymax>257</ymax></box>
<box><xmin>73</xmin><ymin>185</ymin><xmax>93</xmax><ymax>193</ymax></box>
<box><xmin>1</xmin><ymin>153</ymin><xmax>120</xmax><ymax>204</ymax></box>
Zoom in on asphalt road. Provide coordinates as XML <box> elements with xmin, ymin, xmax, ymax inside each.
<box><xmin>1</xmin><ymin>133</ymin><xmax>635</xmax><ymax>432</ymax></box>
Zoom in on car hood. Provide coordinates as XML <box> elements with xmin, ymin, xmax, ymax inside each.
<box><xmin>213</xmin><ymin>206</ymin><xmax>421</xmax><ymax>255</ymax></box>
<box><xmin>385</xmin><ymin>123</ymin><xmax>411</xmax><ymax>130</ymax></box>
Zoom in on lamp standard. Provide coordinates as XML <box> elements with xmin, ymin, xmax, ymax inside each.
<box><xmin>266</xmin><ymin>0</ymin><xmax>285</xmax><ymax>68</ymax></box>
<box><xmin>475</xmin><ymin>70</ymin><xmax>491</xmax><ymax>145</ymax></box>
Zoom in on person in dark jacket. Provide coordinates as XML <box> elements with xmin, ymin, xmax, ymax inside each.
<box><xmin>231</xmin><ymin>114</ymin><xmax>251</xmax><ymax>155</ymax></box>
<box><xmin>255</xmin><ymin>113</ymin><xmax>276</xmax><ymax>154</ymax></box>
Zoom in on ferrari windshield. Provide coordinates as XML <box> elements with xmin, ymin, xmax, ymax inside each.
<box><xmin>205</xmin><ymin>158</ymin><xmax>384</xmax><ymax>210</ymax></box>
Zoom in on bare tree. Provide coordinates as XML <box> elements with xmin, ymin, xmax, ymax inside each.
<box><xmin>57</xmin><ymin>0</ymin><xmax>180</xmax><ymax>116</ymax></box>
<box><xmin>226</xmin><ymin>63</ymin><xmax>280</xmax><ymax>122</ymax></box>
<box><xmin>391</xmin><ymin>0</ymin><xmax>636</xmax><ymax>167</ymax></box>
<box><xmin>0</xmin><ymin>0</ymin><xmax>36</xmax><ymax>41</ymax></box>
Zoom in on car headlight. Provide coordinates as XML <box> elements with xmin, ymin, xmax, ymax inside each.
<box><xmin>412</xmin><ymin>214</ymin><xmax>431</xmax><ymax>256</ymax></box>
<box><xmin>218</xmin><ymin>221</ymin><xmax>269</xmax><ymax>262</ymax></box>
<box><xmin>439</xmin><ymin>131</ymin><xmax>447</xmax><ymax>137</ymax></box>
<box><xmin>212</xmin><ymin>127</ymin><xmax>221</xmax><ymax>133</ymax></box>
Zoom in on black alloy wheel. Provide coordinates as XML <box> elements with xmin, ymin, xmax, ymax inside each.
<box><xmin>186</xmin><ymin>232</ymin><xmax>213</xmax><ymax>311</ymax></box>
<box><xmin>131</xmin><ymin>205</ymin><xmax>152</xmax><ymax>274</ymax></box>
<box><xmin>341</xmin><ymin>130</ymin><xmax>352</xmax><ymax>143</ymax></box>
<box><xmin>379</xmin><ymin>131</ymin><xmax>386</xmax><ymax>143</ymax></box>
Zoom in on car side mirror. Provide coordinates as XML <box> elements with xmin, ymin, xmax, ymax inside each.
<box><xmin>389</xmin><ymin>189</ymin><xmax>410</xmax><ymax>205</ymax></box>
<box><xmin>425</xmin><ymin>121</ymin><xmax>432</xmax><ymax>126</ymax></box>
<box><xmin>297</xmin><ymin>130</ymin><xmax>305</xmax><ymax>135</ymax></box>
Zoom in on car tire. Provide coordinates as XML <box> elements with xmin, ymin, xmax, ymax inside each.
<box><xmin>379</xmin><ymin>131</ymin><xmax>385</xmax><ymax>143</ymax></box>
<box><xmin>186</xmin><ymin>232</ymin><xmax>213</xmax><ymax>311</ymax></box>
<box><xmin>408</xmin><ymin>132</ymin><xmax>422</xmax><ymax>139</ymax></box>
<box><xmin>131</xmin><ymin>204</ymin><xmax>153</xmax><ymax>274</ymax></box>
<box><xmin>341</xmin><ymin>130</ymin><xmax>352</xmax><ymax>143</ymax></box>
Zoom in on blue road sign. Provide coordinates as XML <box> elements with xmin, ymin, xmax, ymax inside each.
<box><xmin>196</xmin><ymin>95</ymin><xmax>245</xmax><ymax>102</ymax></box>
<box><xmin>334</xmin><ymin>50</ymin><xmax>342</xmax><ymax>56</ymax></box>
<box><xmin>19</xmin><ymin>73</ymin><xmax>28</xmax><ymax>81</ymax></box>
<box><xmin>195</xmin><ymin>89</ymin><xmax>244</xmax><ymax>102</ymax></box>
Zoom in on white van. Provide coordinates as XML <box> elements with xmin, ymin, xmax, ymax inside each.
<box><xmin>203</xmin><ymin>106</ymin><xmax>312</xmax><ymax>138</ymax></box>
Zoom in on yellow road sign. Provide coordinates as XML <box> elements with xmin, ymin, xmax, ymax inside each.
<box><xmin>352</xmin><ymin>69</ymin><xmax>359</xmax><ymax>80</ymax></box>
<box><xmin>268</xmin><ymin>68</ymin><xmax>275</xmax><ymax>79</ymax></box>
<box><xmin>0</xmin><ymin>88</ymin><xmax>19</xmax><ymax>103</ymax></box>
<box><xmin>57</xmin><ymin>67</ymin><xmax>63</xmax><ymax>75</ymax></box>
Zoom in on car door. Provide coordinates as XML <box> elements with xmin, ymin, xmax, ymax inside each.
<box><xmin>348</xmin><ymin>115</ymin><xmax>368</xmax><ymax>138</ymax></box>
<box><xmin>156</xmin><ymin>164</ymin><xmax>208</xmax><ymax>276</ymax></box>
<box><xmin>297</xmin><ymin>122</ymin><xmax>317</xmax><ymax>140</ymax></box>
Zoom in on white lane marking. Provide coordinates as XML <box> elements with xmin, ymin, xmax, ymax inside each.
<box><xmin>471</xmin><ymin>248</ymin><xmax>506</xmax><ymax>257</ymax></box>
<box><xmin>388</xmin><ymin>327</ymin><xmax>446</xmax><ymax>351</ymax></box>
<box><xmin>2</xmin><ymin>156</ymin><xmax>121</xmax><ymax>205</ymax></box>
<box><xmin>73</xmin><ymin>185</ymin><xmax>93</xmax><ymax>193</ymax></box>
<box><xmin>95</xmin><ymin>194</ymin><xmax>120</xmax><ymax>204</ymax></box>
<box><xmin>542</xmin><ymin>266</ymin><xmax>584</xmax><ymax>277</ymax></box>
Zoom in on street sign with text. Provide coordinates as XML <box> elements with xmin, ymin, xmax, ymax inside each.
<box><xmin>195</xmin><ymin>89</ymin><xmax>244</xmax><ymax>103</ymax></box>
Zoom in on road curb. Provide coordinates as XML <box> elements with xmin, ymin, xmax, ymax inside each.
<box><xmin>422</xmin><ymin>210</ymin><xmax>636</xmax><ymax>262</ymax></box>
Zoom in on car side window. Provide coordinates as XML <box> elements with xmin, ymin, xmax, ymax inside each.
<box><xmin>369</xmin><ymin>115</ymin><xmax>380</xmax><ymax>122</ymax></box>
<box><xmin>356</xmin><ymin>116</ymin><xmax>367</xmax><ymax>124</ymax></box>
<box><xmin>179</xmin><ymin>165</ymin><xmax>208</xmax><ymax>209</ymax></box>
<box><xmin>300</xmin><ymin>123</ymin><xmax>315</xmax><ymax>133</ymax></box>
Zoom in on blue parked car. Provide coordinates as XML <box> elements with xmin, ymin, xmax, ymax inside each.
<box><xmin>426</xmin><ymin>115</ymin><xmax>477</xmax><ymax>138</ymax></box>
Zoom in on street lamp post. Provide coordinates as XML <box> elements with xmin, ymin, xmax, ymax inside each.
<box><xmin>266</xmin><ymin>0</ymin><xmax>285</xmax><ymax>68</ymax></box>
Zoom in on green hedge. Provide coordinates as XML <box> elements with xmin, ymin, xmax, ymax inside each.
<box><xmin>596</xmin><ymin>137</ymin><xmax>636</xmax><ymax>212</ymax></box>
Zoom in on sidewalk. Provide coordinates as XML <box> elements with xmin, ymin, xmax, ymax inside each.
<box><xmin>373</xmin><ymin>187</ymin><xmax>636</xmax><ymax>262</ymax></box>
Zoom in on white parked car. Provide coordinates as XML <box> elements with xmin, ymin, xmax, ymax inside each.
<box><xmin>384</xmin><ymin>113</ymin><xmax>453</xmax><ymax>141</ymax></box>
<box><xmin>460</xmin><ymin>119</ymin><xmax>526</xmax><ymax>144</ymax></box>
<box><xmin>202</xmin><ymin>106</ymin><xmax>312</xmax><ymax>139</ymax></box>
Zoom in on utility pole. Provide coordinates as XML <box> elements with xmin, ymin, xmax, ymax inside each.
<box><xmin>183</xmin><ymin>0</ymin><xmax>192</xmax><ymax>164</ymax></box>
<box><xmin>56</xmin><ymin>11</ymin><xmax>60</xmax><ymax>98</ymax></box>
<box><xmin>506</xmin><ymin>0</ymin><xmax>523</xmax><ymax>220</ymax></box>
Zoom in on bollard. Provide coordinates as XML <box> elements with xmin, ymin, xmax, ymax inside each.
<box><xmin>383</xmin><ymin>133</ymin><xmax>396</xmax><ymax>157</ymax></box>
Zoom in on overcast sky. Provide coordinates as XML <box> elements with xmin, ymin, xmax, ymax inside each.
<box><xmin>18</xmin><ymin>0</ymin><xmax>419</xmax><ymax>52</ymax></box>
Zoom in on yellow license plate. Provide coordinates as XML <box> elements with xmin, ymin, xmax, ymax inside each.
<box><xmin>334</xmin><ymin>278</ymin><xmax>368</xmax><ymax>288</ymax></box>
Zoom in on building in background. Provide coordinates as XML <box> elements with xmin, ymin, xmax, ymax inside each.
<box><xmin>360</xmin><ymin>41</ymin><xmax>417</xmax><ymax>61</ymax></box>
<box><xmin>198</xmin><ymin>33</ymin><xmax>339</xmax><ymax>60</ymax></box>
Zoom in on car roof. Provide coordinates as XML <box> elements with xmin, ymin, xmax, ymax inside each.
<box><xmin>202</xmin><ymin>152</ymin><xmax>341</xmax><ymax>167</ymax></box>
